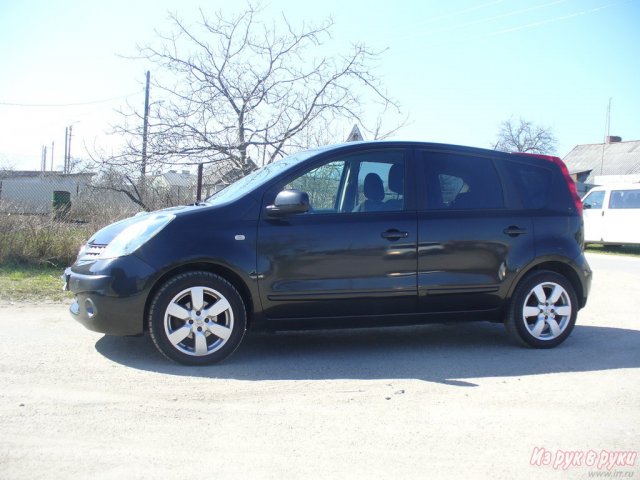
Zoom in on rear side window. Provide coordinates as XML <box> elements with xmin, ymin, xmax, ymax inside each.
<box><xmin>609</xmin><ymin>190</ymin><xmax>640</xmax><ymax>209</ymax></box>
<box><xmin>502</xmin><ymin>160</ymin><xmax>552</xmax><ymax>209</ymax></box>
<box><xmin>419</xmin><ymin>151</ymin><xmax>504</xmax><ymax>210</ymax></box>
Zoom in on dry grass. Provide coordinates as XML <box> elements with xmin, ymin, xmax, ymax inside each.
<box><xmin>0</xmin><ymin>214</ymin><xmax>91</xmax><ymax>267</ymax></box>
<box><xmin>0</xmin><ymin>203</ymin><xmax>139</xmax><ymax>302</ymax></box>
<box><xmin>0</xmin><ymin>201</ymin><xmax>138</xmax><ymax>268</ymax></box>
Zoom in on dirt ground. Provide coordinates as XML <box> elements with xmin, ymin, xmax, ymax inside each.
<box><xmin>1</xmin><ymin>253</ymin><xmax>639</xmax><ymax>479</ymax></box>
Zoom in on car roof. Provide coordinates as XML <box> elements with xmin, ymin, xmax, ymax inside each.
<box><xmin>304</xmin><ymin>140</ymin><xmax>516</xmax><ymax>159</ymax></box>
<box><xmin>587</xmin><ymin>184</ymin><xmax>640</xmax><ymax>191</ymax></box>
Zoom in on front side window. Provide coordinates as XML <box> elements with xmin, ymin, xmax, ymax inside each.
<box><xmin>286</xmin><ymin>160</ymin><xmax>346</xmax><ymax>212</ymax></box>
<box><xmin>583</xmin><ymin>190</ymin><xmax>605</xmax><ymax>210</ymax></box>
<box><xmin>420</xmin><ymin>151</ymin><xmax>504</xmax><ymax>210</ymax></box>
<box><xmin>282</xmin><ymin>150</ymin><xmax>405</xmax><ymax>214</ymax></box>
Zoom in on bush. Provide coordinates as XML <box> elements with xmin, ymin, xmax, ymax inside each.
<box><xmin>0</xmin><ymin>202</ymin><xmax>135</xmax><ymax>267</ymax></box>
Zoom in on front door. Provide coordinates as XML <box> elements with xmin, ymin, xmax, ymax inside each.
<box><xmin>582</xmin><ymin>189</ymin><xmax>606</xmax><ymax>243</ymax></box>
<box><xmin>257</xmin><ymin>148</ymin><xmax>418</xmax><ymax>320</ymax></box>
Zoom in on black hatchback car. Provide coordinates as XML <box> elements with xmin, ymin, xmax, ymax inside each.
<box><xmin>65</xmin><ymin>141</ymin><xmax>592</xmax><ymax>365</ymax></box>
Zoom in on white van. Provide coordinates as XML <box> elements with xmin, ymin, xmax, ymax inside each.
<box><xmin>582</xmin><ymin>184</ymin><xmax>640</xmax><ymax>245</ymax></box>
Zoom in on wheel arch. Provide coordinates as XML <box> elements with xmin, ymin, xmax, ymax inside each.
<box><xmin>507</xmin><ymin>260</ymin><xmax>585</xmax><ymax>310</ymax></box>
<box><xmin>143</xmin><ymin>262</ymin><xmax>255</xmax><ymax>331</ymax></box>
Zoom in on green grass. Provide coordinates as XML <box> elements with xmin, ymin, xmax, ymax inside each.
<box><xmin>0</xmin><ymin>264</ymin><xmax>72</xmax><ymax>303</ymax></box>
<box><xmin>585</xmin><ymin>244</ymin><xmax>640</xmax><ymax>257</ymax></box>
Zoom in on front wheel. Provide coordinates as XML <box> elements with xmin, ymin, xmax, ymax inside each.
<box><xmin>505</xmin><ymin>271</ymin><xmax>578</xmax><ymax>348</ymax></box>
<box><xmin>148</xmin><ymin>272</ymin><xmax>247</xmax><ymax>365</ymax></box>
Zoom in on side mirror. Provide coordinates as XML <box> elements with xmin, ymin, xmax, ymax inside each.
<box><xmin>266</xmin><ymin>189</ymin><xmax>310</xmax><ymax>216</ymax></box>
<box><xmin>583</xmin><ymin>204</ymin><xmax>592</xmax><ymax>209</ymax></box>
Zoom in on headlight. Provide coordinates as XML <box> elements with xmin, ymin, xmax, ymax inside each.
<box><xmin>100</xmin><ymin>214</ymin><xmax>175</xmax><ymax>259</ymax></box>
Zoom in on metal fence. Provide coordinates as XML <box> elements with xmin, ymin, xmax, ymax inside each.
<box><xmin>0</xmin><ymin>172</ymin><xmax>207</xmax><ymax>222</ymax></box>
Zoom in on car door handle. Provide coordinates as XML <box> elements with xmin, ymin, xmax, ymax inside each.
<box><xmin>381</xmin><ymin>229</ymin><xmax>409</xmax><ymax>240</ymax></box>
<box><xmin>503</xmin><ymin>226</ymin><xmax>528</xmax><ymax>237</ymax></box>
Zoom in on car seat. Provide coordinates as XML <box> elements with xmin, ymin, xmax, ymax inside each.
<box><xmin>353</xmin><ymin>173</ymin><xmax>385</xmax><ymax>212</ymax></box>
<box><xmin>384</xmin><ymin>164</ymin><xmax>404</xmax><ymax>210</ymax></box>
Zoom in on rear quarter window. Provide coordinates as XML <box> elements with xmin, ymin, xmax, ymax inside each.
<box><xmin>502</xmin><ymin>160</ymin><xmax>552</xmax><ymax>209</ymax></box>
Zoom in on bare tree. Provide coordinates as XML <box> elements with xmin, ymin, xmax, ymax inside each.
<box><xmin>0</xmin><ymin>154</ymin><xmax>15</xmax><ymax>171</ymax></box>
<box><xmin>493</xmin><ymin>117</ymin><xmax>557</xmax><ymax>154</ymax></box>
<box><xmin>113</xmin><ymin>6</ymin><xmax>403</xmax><ymax>173</ymax></box>
<box><xmin>89</xmin><ymin>161</ymin><xmax>149</xmax><ymax>211</ymax></box>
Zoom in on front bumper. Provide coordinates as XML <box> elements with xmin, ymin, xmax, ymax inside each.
<box><xmin>68</xmin><ymin>288</ymin><xmax>147</xmax><ymax>336</ymax></box>
<box><xmin>64</xmin><ymin>256</ymin><xmax>155</xmax><ymax>336</ymax></box>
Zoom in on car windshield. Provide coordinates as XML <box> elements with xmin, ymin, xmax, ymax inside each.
<box><xmin>204</xmin><ymin>148</ymin><xmax>322</xmax><ymax>206</ymax></box>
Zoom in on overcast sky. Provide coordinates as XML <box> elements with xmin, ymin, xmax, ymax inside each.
<box><xmin>1</xmin><ymin>0</ymin><xmax>639</xmax><ymax>171</ymax></box>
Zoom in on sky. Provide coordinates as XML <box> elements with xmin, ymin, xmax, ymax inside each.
<box><xmin>1</xmin><ymin>0</ymin><xmax>639</xmax><ymax>171</ymax></box>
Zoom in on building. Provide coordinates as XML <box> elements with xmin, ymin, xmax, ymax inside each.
<box><xmin>149</xmin><ymin>170</ymin><xmax>197</xmax><ymax>200</ymax></box>
<box><xmin>562</xmin><ymin>137</ymin><xmax>640</xmax><ymax>195</ymax></box>
<box><xmin>0</xmin><ymin>171</ymin><xmax>94</xmax><ymax>214</ymax></box>
<box><xmin>202</xmin><ymin>159</ymin><xmax>258</xmax><ymax>198</ymax></box>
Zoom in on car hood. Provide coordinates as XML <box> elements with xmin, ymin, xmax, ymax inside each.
<box><xmin>87</xmin><ymin>205</ymin><xmax>203</xmax><ymax>246</ymax></box>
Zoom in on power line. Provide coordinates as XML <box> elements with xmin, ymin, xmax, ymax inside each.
<box><xmin>0</xmin><ymin>91</ymin><xmax>140</xmax><ymax>108</ymax></box>
<box><xmin>386</xmin><ymin>0</ymin><xmax>624</xmax><ymax>45</ymax></box>
<box><xmin>393</xmin><ymin>0</ymin><xmax>570</xmax><ymax>42</ymax></box>
<box><xmin>489</xmin><ymin>0</ymin><xmax>624</xmax><ymax>36</ymax></box>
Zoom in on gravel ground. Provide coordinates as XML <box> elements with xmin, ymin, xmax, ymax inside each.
<box><xmin>0</xmin><ymin>253</ymin><xmax>638</xmax><ymax>479</ymax></box>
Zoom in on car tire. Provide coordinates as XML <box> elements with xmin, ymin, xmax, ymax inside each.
<box><xmin>505</xmin><ymin>270</ymin><xmax>578</xmax><ymax>348</ymax></box>
<box><xmin>148</xmin><ymin>271</ymin><xmax>247</xmax><ymax>365</ymax></box>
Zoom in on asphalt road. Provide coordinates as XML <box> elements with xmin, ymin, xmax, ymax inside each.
<box><xmin>0</xmin><ymin>253</ymin><xmax>638</xmax><ymax>479</ymax></box>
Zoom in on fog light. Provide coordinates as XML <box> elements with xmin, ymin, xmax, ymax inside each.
<box><xmin>70</xmin><ymin>299</ymin><xmax>80</xmax><ymax>316</ymax></box>
<box><xmin>84</xmin><ymin>298</ymin><xmax>97</xmax><ymax>318</ymax></box>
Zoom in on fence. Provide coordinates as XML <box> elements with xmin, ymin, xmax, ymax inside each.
<box><xmin>0</xmin><ymin>164</ymin><xmax>247</xmax><ymax>220</ymax></box>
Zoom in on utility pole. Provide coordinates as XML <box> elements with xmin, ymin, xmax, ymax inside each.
<box><xmin>141</xmin><ymin>70</ymin><xmax>151</xmax><ymax>196</ymax></box>
<box><xmin>67</xmin><ymin>125</ymin><xmax>73</xmax><ymax>174</ymax></box>
<box><xmin>64</xmin><ymin>127</ymin><xmax>69</xmax><ymax>173</ymax></box>
<box><xmin>51</xmin><ymin>141</ymin><xmax>54</xmax><ymax>172</ymax></box>
<box><xmin>196</xmin><ymin>163</ymin><xmax>203</xmax><ymax>202</ymax></box>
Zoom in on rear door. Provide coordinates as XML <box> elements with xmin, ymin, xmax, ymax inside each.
<box><xmin>602</xmin><ymin>188</ymin><xmax>640</xmax><ymax>244</ymax></box>
<box><xmin>415</xmin><ymin>149</ymin><xmax>534</xmax><ymax>313</ymax></box>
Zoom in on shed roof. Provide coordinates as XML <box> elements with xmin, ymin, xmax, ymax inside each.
<box><xmin>0</xmin><ymin>170</ymin><xmax>94</xmax><ymax>180</ymax></box>
<box><xmin>563</xmin><ymin>140</ymin><xmax>640</xmax><ymax>178</ymax></box>
<box><xmin>158</xmin><ymin>171</ymin><xmax>196</xmax><ymax>187</ymax></box>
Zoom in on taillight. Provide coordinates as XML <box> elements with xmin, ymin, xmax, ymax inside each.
<box><xmin>512</xmin><ymin>153</ymin><xmax>583</xmax><ymax>215</ymax></box>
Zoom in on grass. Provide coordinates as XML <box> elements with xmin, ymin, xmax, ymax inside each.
<box><xmin>0</xmin><ymin>264</ymin><xmax>73</xmax><ymax>303</ymax></box>
<box><xmin>585</xmin><ymin>244</ymin><xmax>640</xmax><ymax>257</ymax></box>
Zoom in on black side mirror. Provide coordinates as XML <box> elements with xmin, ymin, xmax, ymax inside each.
<box><xmin>583</xmin><ymin>204</ymin><xmax>592</xmax><ymax>209</ymax></box>
<box><xmin>266</xmin><ymin>189</ymin><xmax>310</xmax><ymax>216</ymax></box>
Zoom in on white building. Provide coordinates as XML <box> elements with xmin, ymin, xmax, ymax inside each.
<box><xmin>0</xmin><ymin>171</ymin><xmax>94</xmax><ymax>214</ymax></box>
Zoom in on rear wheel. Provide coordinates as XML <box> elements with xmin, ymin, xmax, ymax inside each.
<box><xmin>505</xmin><ymin>271</ymin><xmax>577</xmax><ymax>348</ymax></box>
<box><xmin>148</xmin><ymin>272</ymin><xmax>247</xmax><ymax>365</ymax></box>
